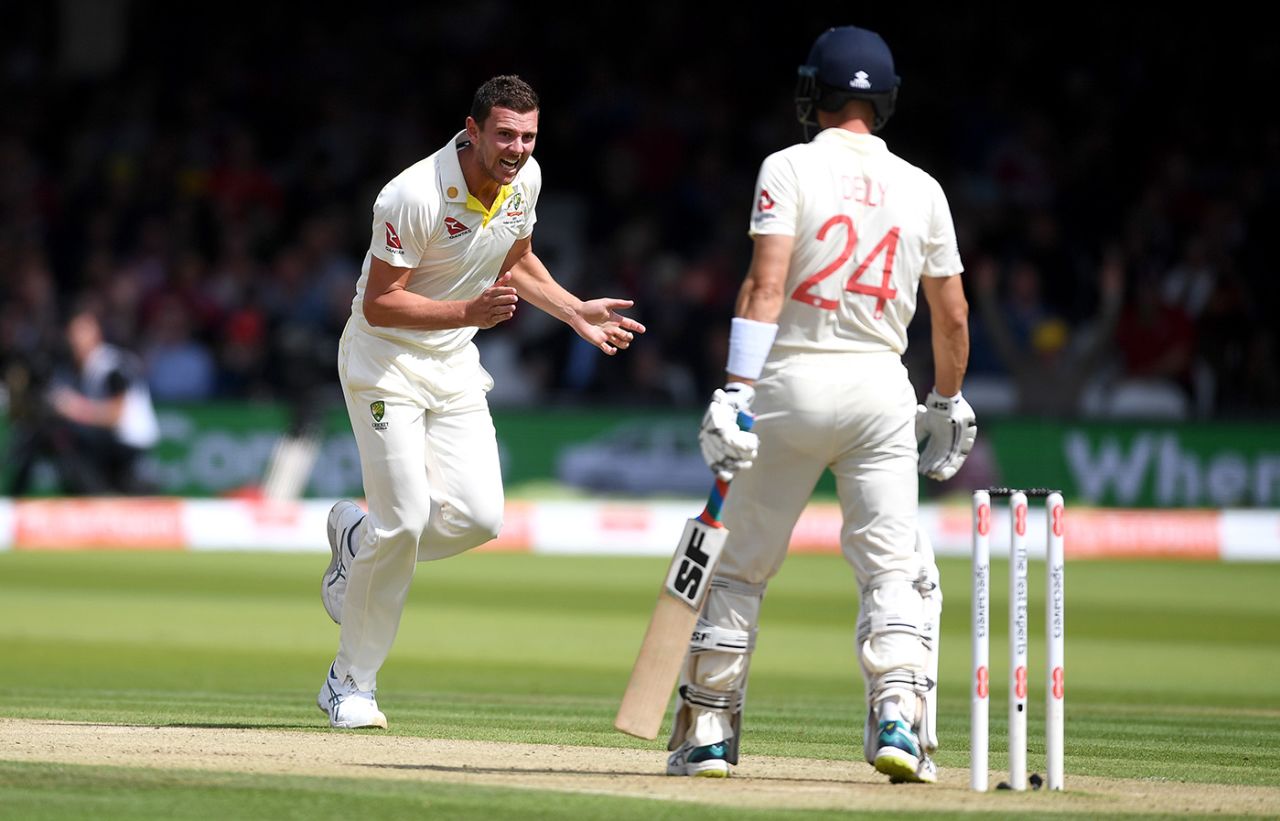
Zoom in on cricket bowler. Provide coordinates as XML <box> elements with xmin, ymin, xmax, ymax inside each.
<box><xmin>316</xmin><ymin>75</ymin><xmax>645</xmax><ymax>729</ymax></box>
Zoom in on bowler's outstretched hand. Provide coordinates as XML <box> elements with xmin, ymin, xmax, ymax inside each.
<box><xmin>573</xmin><ymin>298</ymin><xmax>646</xmax><ymax>354</ymax></box>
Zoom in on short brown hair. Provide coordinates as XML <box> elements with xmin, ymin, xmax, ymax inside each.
<box><xmin>470</xmin><ymin>75</ymin><xmax>539</xmax><ymax>125</ymax></box>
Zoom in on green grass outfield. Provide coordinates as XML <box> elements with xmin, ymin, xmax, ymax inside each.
<box><xmin>2</xmin><ymin>550</ymin><xmax>1279</xmax><ymax>818</ymax></box>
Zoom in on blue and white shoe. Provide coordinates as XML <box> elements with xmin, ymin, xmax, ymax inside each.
<box><xmin>873</xmin><ymin>719</ymin><xmax>936</xmax><ymax>783</ymax></box>
<box><xmin>322</xmin><ymin>500</ymin><xmax>365</xmax><ymax>624</ymax></box>
<box><xmin>317</xmin><ymin>662</ymin><xmax>387</xmax><ymax>729</ymax></box>
<box><xmin>666</xmin><ymin>740</ymin><xmax>731</xmax><ymax>777</ymax></box>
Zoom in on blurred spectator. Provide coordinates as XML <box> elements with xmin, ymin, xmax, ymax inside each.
<box><xmin>142</xmin><ymin>295</ymin><xmax>216</xmax><ymax>401</ymax></box>
<box><xmin>970</xmin><ymin>252</ymin><xmax>1123</xmax><ymax>417</ymax></box>
<box><xmin>7</xmin><ymin>304</ymin><xmax>159</xmax><ymax>495</ymax></box>
<box><xmin>1197</xmin><ymin>268</ymin><xmax>1280</xmax><ymax>416</ymax></box>
<box><xmin>215</xmin><ymin>306</ymin><xmax>270</xmax><ymax>397</ymax></box>
<box><xmin>2</xmin><ymin>253</ymin><xmax>65</xmax><ymax>492</ymax></box>
<box><xmin>1113</xmin><ymin>269</ymin><xmax>1196</xmax><ymax>398</ymax></box>
<box><xmin>1162</xmin><ymin>236</ymin><xmax>1216</xmax><ymax>319</ymax></box>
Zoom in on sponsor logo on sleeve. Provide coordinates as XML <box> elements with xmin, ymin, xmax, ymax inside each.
<box><xmin>757</xmin><ymin>189</ymin><xmax>775</xmax><ymax>212</ymax></box>
<box><xmin>384</xmin><ymin>222</ymin><xmax>404</xmax><ymax>253</ymax></box>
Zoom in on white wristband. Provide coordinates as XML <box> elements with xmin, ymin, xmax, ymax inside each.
<box><xmin>727</xmin><ymin>317</ymin><xmax>779</xmax><ymax>380</ymax></box>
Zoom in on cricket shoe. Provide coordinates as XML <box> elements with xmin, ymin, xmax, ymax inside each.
<box><xmin>317</xmin><ymin>663</ymin><xmax>387</xmax><ymax>729</ymax></box>
<box><xmin>322</xmin><ymin>500</ymin><xmax>365</xmax><ymax>624</ymax></box>
<box><xmin>667</xmin><ymin>740</ymin><xmax>731</xmax><ymax>778</ymax></box>
<box><xmin>873</xmin><ymin>719</ymin><xmax>936</xmax><ymax>783</ymax></box>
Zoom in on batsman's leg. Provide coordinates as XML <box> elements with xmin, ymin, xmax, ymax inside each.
<box><xmin>857</xmin><ymin>528</ymin><xmax>941</xmax><ymax>784</ymax></box>
<box><xmin>666</xmin><ymin>384</ymin><xmax>825</xmax><ymax>776</ymax></box>
<box><xmin>666</xmin><ymin>576</ymin><xmax>765</xmax><ymax>777</ymax></box>
<box><xmin>831</xmin><ymin>370</ymin><xmax>937</xmax><ymax>783</ymax></box>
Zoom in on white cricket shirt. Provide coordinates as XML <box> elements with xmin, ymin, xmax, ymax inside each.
<box><xmin>749</xmin><ymin>128</ymin><xmax>962</xmax><ymax>356</ymax></box>
<box><xmin>349</xmin><ymin>130</ymin><xmax>541</xmax><ymax>354</ymax></box>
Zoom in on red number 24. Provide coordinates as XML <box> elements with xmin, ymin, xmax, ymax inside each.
<box><xmin>790</xmin><ymin>215</ymin><xmax>901</xmax><ymax>319</ymax></box>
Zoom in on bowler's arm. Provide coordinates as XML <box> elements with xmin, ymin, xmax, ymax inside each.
<box><xmin>503</xmin><ymin>237</ymin><xmax>645</xmax><ymax>355</ymax></box>
<box><xmin>52</xmin><ymin>391</ymin><xmax>125</xmax><ymax>427</ymax></box>
<box><xmin>500</xmin><ymin>237</ymin><xmax>581</xmax><ymax>324</ymax></box>
<box><xmin>362</xmin><ymin>256</ymin><xmax>516</xmax><ymax>330</ymax></box>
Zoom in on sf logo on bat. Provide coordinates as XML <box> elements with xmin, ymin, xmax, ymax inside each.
<box><xmin>664</xmin><ymin>522</ymin><xmax>727</xmax><ymax>609</ymax></box>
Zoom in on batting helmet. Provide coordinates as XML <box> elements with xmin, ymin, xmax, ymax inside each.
<box><xmin>795</xmin><ymin>26</ymin><xmax>900</xmax><ymax>137</ymax></box>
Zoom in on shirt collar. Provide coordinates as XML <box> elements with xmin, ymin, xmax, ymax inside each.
<box><xmin>813</xmin><ymin>128</ymin><xmax>887</xmax><ymax>153</ymax></box>
<box><xmin>441</xmin><ymin>130</ymin><xmax>515</xmax><ymax>226</ymax></box>
<box><xmin>440</xmin><ymin>130</ymin><xmax>469</xmax><ymax>203</ymax></box>
<box><xmin>466</xmin><ymin>185</ymin><xmax>513</xmax><ymax>227</ymax></box>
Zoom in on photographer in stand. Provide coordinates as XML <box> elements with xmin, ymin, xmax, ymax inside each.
<box><xmin>6</xmin><ymin>302</ymin><xmax>159</xmax><ymax>496</ymax></box>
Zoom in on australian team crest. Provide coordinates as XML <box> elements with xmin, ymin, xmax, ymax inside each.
<box><xmin>370</xmin><ymin>401</ymin><xmax>388</xmax><ymax>430</ymax></box>
<box><xmin>503</xmin><ymin>191</ymin><xmax>525</xmax><ymax>223</ymax></box>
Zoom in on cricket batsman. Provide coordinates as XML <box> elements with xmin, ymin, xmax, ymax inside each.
<box><xmin>667</xmin><ymin>25</ymin><xmax>975</xmax><ymax>782</ymax></box>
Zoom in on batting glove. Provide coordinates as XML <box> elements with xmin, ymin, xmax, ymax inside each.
<box><xmin>699</xmin><ymin>383</ymin><xmax>758</xmax><ymax>480</ymax></box>
<box><xmin>915</xmin><ymin>389</ymin><xmax>977</xmax><ymax>481</ymax></box>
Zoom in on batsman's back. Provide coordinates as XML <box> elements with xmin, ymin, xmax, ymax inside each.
<box><xmin>751</xmin><ymin>130</ymin><xmax>962</xmax><ymax>358</ymax></box>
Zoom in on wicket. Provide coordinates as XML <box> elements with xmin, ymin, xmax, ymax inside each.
<box><xmin>971</xmin><ymin>487</ymin><xmax>1065</xmax><ymax>792</ymax></box>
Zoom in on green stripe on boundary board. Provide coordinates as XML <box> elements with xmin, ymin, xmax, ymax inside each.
<box><xmin>5</xmin><ymin>406</ymin><xmax>1278</xmax><ymax>506</ymax></box>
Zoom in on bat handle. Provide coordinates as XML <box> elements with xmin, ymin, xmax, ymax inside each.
<box><xmin>700</xmin><ymin>411</ymin><xmax>755</xmax><ymax>525</ymax></box>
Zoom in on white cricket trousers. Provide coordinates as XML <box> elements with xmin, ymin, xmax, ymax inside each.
<box><xmin>333</xmin><ymin>324</ymin><xmax>504</xmax><ymax>690</ymax></box>
<box><xmin>678</xmin><ymin>349</ymin><xmax>923</xmax><ymax>747</ymax></box>
<box><xmin>720</xmin><ymin>348</ymin><xmax>920</xmax><ymax>585</ymax></box>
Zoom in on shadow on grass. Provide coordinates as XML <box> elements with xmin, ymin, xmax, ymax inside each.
<box><xmin>360</xmin><ymin>762</ymin><xmax>845</xmax><ymax>785</ymax></box>
<box><xmin>163</xmin><ymin>722</ymin><xmax>326</xmax><ymax>730</ymax></box>
<box><xmin>10</xmin><ymin>720</ymin><xmax>322</xmax><ymax>731</ymax></box>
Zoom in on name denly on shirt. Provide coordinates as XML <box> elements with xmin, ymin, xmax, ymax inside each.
<box><xmin>840</xmin><ymin>175</ymin><xmax>887</xmax><ymax>207</ymax></box>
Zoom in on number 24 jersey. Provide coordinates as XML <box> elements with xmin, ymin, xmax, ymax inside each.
<box><xmin>749</xmin><ymin>127</ymin><xmax>962</xmax><ymax>356</ymax></box>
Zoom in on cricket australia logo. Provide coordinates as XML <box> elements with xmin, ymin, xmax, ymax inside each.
<box><xmin>502</xmin><ymin>191</ymin><xmax>526</xmax><ymax>227</ymax></box>
<box><xmin>370</xmin><ymin>400</ymin><xmax>388</xmax><ymax>431</ymax></box>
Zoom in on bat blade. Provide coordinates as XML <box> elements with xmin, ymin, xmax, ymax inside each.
<box><xmin>614</xmin><ymin>516</ymin><xmax>729</xmax><ymax>740</ymax></box>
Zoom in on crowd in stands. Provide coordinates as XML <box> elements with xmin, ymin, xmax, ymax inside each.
<box><xmin>3</xmin><ymin>6</ymin><xmax>1276</xmax><ymax>424</ymax></box>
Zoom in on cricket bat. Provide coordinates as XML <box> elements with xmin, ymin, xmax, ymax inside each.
<box><xmin>614</xmin><ymin>414</ymin><xmax>752</xmax><ymax>740</ymax></box>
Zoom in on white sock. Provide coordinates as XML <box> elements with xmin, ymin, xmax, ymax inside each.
<box><xmin>878</xmin><ymin>698</ymin><xmax>902</xmax><ymax>723</ymax></box>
